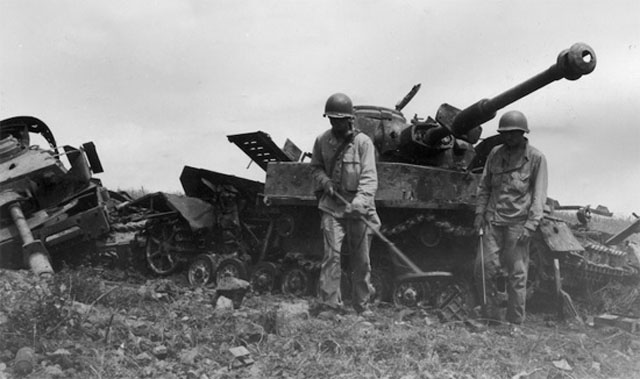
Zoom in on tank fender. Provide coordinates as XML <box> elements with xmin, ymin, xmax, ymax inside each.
<box><xmin>538</xmin><ymin>218</ymin><xmax>584</xmax><ymax>253</ymax></box>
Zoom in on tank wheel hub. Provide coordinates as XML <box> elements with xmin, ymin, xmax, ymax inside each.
<box><xmin>215</xmin><ymin>257</ymin><xmax>248</xmax><ymax>283</ymax></box>
<box><xmin>250</xmin><ymin>262</ymin><xmax>280</xmax><ymax>294</ymax></box>
<box><xmin>281</xmin><ymin>267</ymin><xmax>314</xmax><ymax>297</ymax></box>
<box><xmin>187</xmin><ymin>254</ymin><xmax>218</xmax><ymax>287</ymax></box>
<box><xmin>393</xmin><ymin>280</ymin><xmax>424</xmax><ymax>308</ymax></box>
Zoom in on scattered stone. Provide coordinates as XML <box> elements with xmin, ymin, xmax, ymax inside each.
<box><xmin>319</xmin><ymin>339</ymin><xmax>340</xmax><ymax>354</ymax></box>
<box><xmin>594</xmin><ymin>314</ymin><xmax>640</xmax><ymax>333</ymax></box>
<box><xmin>317</xmin><ymin>310</ymin><xmax>339</xmax><ymax>321</ymax></box>
<box><xmin>228</xmin><ymin>346</ymin><xmax>254</xmax><ymax>369</ymax></box>
<box><xmin>283</xmin><ymin>339</ymin><xmax>304</xmax><ymax>353</ymax></box>
<box><xmin>216</xmin><ymin>277</ymin><xmax>251</xmax><ymax>309</ymax></box>
<box><xmin>215</xmin><ymin>296</ymin><xmax>234</xmax><ymax>310</ymax></box>
<box><xmin>465</xmin><ymin>319</ymin><xmax>488</xmax><ymax>333</ymax></box>
<box><xmin>354</xmin><ymin>320</ymin><xmax>375</xmax><ymax>335</ymax></box>
<box><xmin>142</xmin><ymin>366</ymin><xmax>154</xmax><ymax>377</ymax></box>
<box><xmin>41</xmin><ymin>364</ymin><xmax>64</xmax><ymax>378</ymax></box>
<box><xmin>216</xmin><ymin>276</ymin><xmax>250</xmax><ymax>292</ymax></box>
<box><xmin>179</xmin><ymin>347</ymin><xmax>200</xmax><ymax>365</ymax></box>
<box><xmin>152</xmin><ymin>345</ymin><xmax>169</xmax><ymax>360</ymax></box>
<box><xmin>47</xmin><ymin>349</ymin><xmax>73</xmax><ymax>369</ymax></box>
<box><xmin>235</xmin><ymin>319</ymin><xmax>265</xmax><ymax>344</ymax></box>
<box><xmin>552</xmin><ymin>359</ymin><xmax>572</xmax><ymax>371</ymax></box>
<box><xmin>135</xmin><ymin>352</ymin><xmax>153</xmax><ymax>364</ymax></box>
<box><xmin>275</xmin><ymin>300</ymin><xmax>310</xmax><ymax>337</ymax></box>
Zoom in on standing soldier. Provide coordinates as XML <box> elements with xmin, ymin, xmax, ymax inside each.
<box><xmin>474</xmin><ymin>110</ymin><xmax>548</xmax><ymax>325</ymax></box>
<box><xmin>310</xmin><ymin>93</ymin><xmax>380</xmax><ymax>317</ymax></box>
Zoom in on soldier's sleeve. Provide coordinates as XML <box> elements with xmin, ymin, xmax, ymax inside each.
<box><xmin>309</xmin><ymin>136</ymin><xmax>331</xmax><ymax>188</ymax></box>
<box><xmin>353</xmin><ymin>136</ymin><xmax>378</xmax><ymax>207</ymax></box>
<box><xmin>524</xmin><ymin>154</ymin><xmax>548</xmax><ymax>231</ymax></box>
<box><xmin>475</xmin><ymin>149</ymin><xmax>494</xmax><ymax>216</ymax></box>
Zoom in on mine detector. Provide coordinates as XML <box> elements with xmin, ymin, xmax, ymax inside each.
<box><xmin>0</xmin><ymin>116</ymin><xmax>109</xmax><ymax>277</ymax></box>
<box><xmin>221</xmin><ymin>42</ymin><xmax>636</xmax><ymax>315</ymax></box>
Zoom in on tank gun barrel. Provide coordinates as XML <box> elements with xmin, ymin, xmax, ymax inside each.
<box><xmin>423</xmin><ymin>43</ymin><xmax>597</xmax><ymax>145</ymax></box>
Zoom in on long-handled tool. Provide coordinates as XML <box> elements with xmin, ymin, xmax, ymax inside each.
<box><xmin>478</xmin><ymin>228</ymin><xmax>486</xmax><ymax>306</ymax></box>
<box><xmin>332</xmin><ymin>192</ymin><xmax>450</xmax><ymax>281</ymax></box>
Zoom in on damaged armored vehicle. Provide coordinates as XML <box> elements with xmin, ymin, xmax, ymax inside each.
<box><xmin>219</xmin><ymin>42</ymin><xmax>637</xmax><ymax>316</ymax></box>
<box><xmin>102</xmin><ymin>166</ymin><xmax>271</xmax><ymax>287</ymax></box>
<box><xmin>0</xmin><ymin>116</ymin><xmax>109</xmax><ymax>276</ymax></box>
<box><xmin>549</xmin><ymin>203</ymin><xmax>640</xmax><ymax>292</ymax></box>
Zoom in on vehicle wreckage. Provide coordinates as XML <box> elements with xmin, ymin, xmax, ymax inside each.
<box><xmin>3</xmin><ymin>42</ymin><xmax>639</xmax><ymax>322</ymax></box>
<box><xmin>111</xmin><ymin>42</ymin><xmax>639</xmax><ymax>319</ymax></box>
<box><xmin>0</xmin><ymin>116</ymin><xmax>109</xmax><ymax>277</ymax></box>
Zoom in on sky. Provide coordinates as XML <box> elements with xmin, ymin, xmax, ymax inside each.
<box><xmin>1</xmin><ymin>0</ymin><xmax>639</xmax><ymax>216</ymax></box>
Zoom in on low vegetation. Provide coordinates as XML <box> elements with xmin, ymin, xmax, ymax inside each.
<box><xmin>1</xmin><ymin>266</ymin><xmax>640</xmax><ymax>379</ymax></box>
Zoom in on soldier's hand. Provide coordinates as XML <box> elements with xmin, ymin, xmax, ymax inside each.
<box><xmin>345</xmin><ymin>202</ymin><xmax>365</xmax><ymax>217</ymax></box>
<box><xmin>518</xmin><ymin>228</ymin><xmax>532</xmax><ymax>244</ymax></box>
<box><xmin>323</xmin><ymin>181</ymin><xmax>335</xmax><ymax>196</ymax></box>
<box><xmin>474</xmin><ymin>214</ymin><xmax>485</xmax><ymax>234</ymax></box>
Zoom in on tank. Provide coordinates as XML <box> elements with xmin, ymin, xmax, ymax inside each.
<box><xmin>221</xmin><ymin>42</ymin><xmax>638</xmax><ymax>314</ymax></box>
<box><xmin>0</xmin><ymin>116</ymin><xmax>110</xmax><ymax>276</ymax></box>
<box><xmin>96</xmin><ymin>163</ymin><xmax>275</xmax><ymax>288</ymax></box>
<box><xmin>548</xmin><ymin>203</ymin><xmax>640</xmax><ymax>291</ymax></box>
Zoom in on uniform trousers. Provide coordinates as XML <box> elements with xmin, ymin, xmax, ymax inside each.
<box><xmin>318</xmin><ymin>212</ymin><xmax>379</xmax><ymax>312</ymax></box>
<box><xmin>475</xmin><ymin>222</ymin><xmax>530</xmax><ymax>324</ymax></box>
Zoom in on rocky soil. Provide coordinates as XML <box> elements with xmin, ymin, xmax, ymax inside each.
<box><xmin>1</xmin><ymin>267</ymin><xmax>639</xmax><ymax>379</ymax></box>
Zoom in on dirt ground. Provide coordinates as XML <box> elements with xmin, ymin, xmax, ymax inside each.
<box><xmin>1</xmin><ymin>267</ymin><xmax>639</xmax><ymax>379</ymax></box>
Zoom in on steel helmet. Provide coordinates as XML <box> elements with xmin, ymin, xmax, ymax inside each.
<box><xmin>497</xmin><ymin>110</ymin><xmax>529</xmax><ymax>133</ymax></box>
<box><xmin>323</xmin><ymin>93</ymin><xmax>354</xmax><ymax>119</ymax></box>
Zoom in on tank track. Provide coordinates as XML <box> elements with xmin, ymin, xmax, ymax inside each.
<box><xmin>563</xmin><ymin>240</ymin><xmax>638</xmax><ymax>286</ymax></box>
<box><xmin>382</xmin><ymin>213</ymin><xmax>477</xmax><ymax>320</ymax></box>
<box><xmin>275</xmin><ymin>214</ymin><xmax>477</xmax><ymax>320</ymax></box>
<box><xmin>381</xmin><ymin>213</ymin><xmax>476</xmax><ymax>238</ymax></box>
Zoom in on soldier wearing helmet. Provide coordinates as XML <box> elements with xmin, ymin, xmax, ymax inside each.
<box><xmin>310</xmin><ymin>93</ymin><xmax>380</xmax><ymax>318</ymax></box>
<box><xmin>474</xmin><ymin>110</ymin><xmax>548</xmax><ymax>325</ymax></box>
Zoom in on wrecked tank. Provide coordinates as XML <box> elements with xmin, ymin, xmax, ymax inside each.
<box><xmin>0</xmin><ymin>116</ymin><xmax>109</xmax><ymax>277</ymax></box>
<box><xmin>548</xmin><ymin>203</ymin><xmax>640</xmax><ymax>291</ymax></box>
<box><xmin>222</xmin><ymin>42</ymin><xmax>630</xmax><ymax>313</ymax></box>
<box><xmin>100</xmin><ymin>165</ymin><xmax>272</xmax><ymax>286</ymax></box>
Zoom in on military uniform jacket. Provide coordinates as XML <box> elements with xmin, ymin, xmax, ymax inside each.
<box><xmin>310</xmin><ymin>129</ymin><xmax>378</xmax><ymax>218</ymax></box>
<box><xmin>475</xmin><ymin>141</ymin><xmax>548</xmax><ymax>231</ymax></box>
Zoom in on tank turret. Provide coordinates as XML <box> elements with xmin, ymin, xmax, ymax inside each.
<box><xmin>355</xmin><ymin>43</ymin><xmax>596</xmax><ymax>168</ymax></box>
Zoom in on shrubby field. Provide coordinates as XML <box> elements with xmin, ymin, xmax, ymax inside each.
<box><xmin>1</xmin><ymin>264</ymin><xmax>640</xmax><ymax>379</ymax></box>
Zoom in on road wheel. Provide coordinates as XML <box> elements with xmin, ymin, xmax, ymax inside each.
<box><xmin>281</xmin><ymin>267</ymin><xmax>313</xmax><ymax>297</ymax></box>
<box><xmin>145</xmin><ymin>223</ymin><xmax>181</xmax><ymax>275</ymax></box>
<box><xmin>250</xmin><ymin>262</ymin><xmax>280</xmax><ymax>294</ymax></box>
<box><xmin>215</xmin><ymin>257</ymin><xmax>248</xmax><ymax>283</ymax></box>
<box><xmin>393</xmin><ymin>280</ymin><xmax>425</xmax><ymax>308</ymax></box>
<box><xmin>187</xmin><ymin>254</ymin><xmax>218</xmax><ymax>287</ymax></box>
